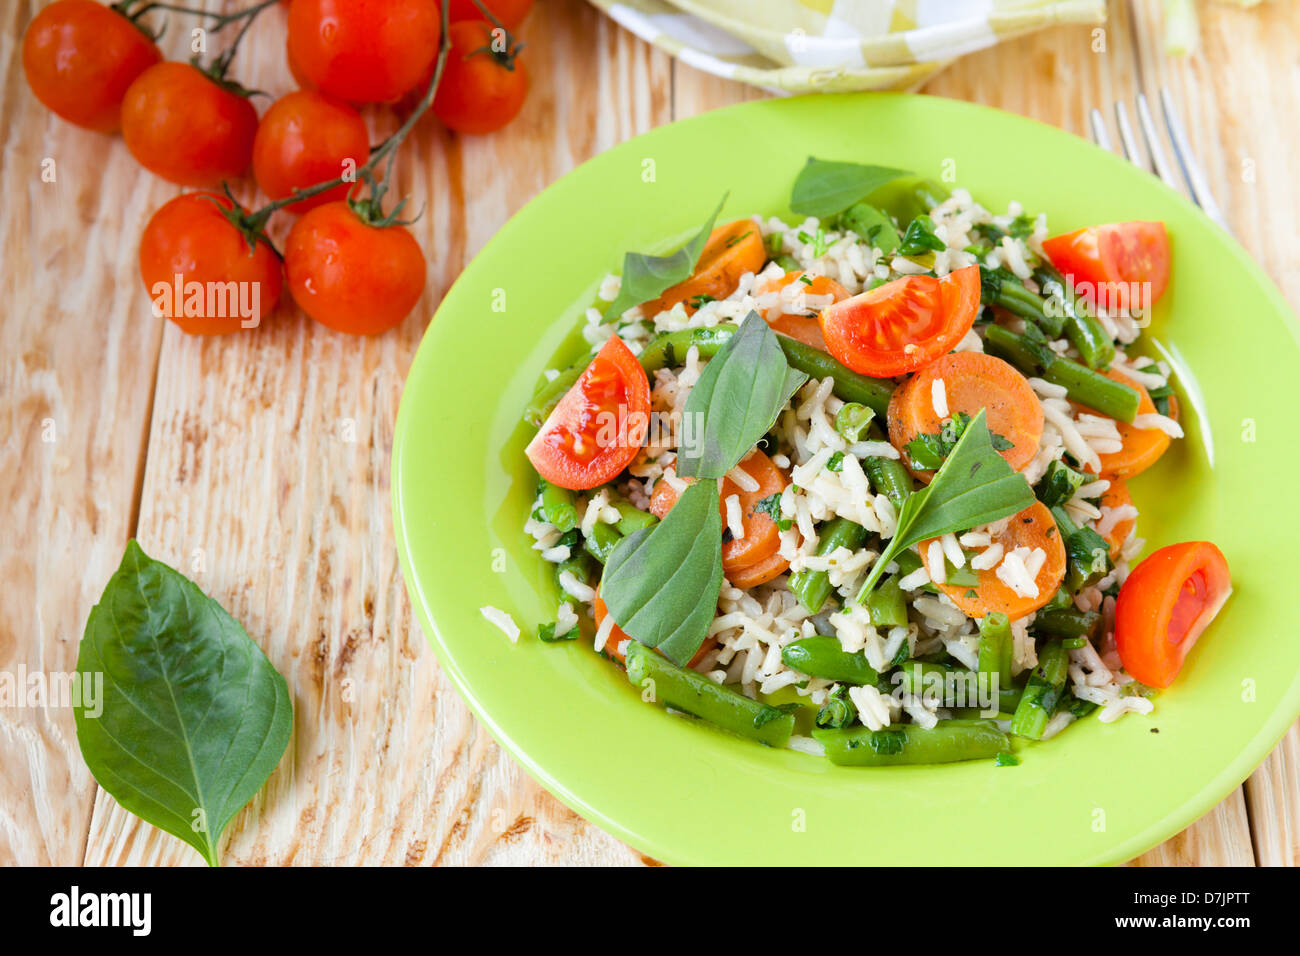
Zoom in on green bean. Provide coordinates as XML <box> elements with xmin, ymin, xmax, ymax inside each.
<box><xmin>897</xmin><ymin>661</ymin><xmax>1020</xmax><ymax>713</ymax></box>
<box><xmin>788</xmin><ymin>518</ymin><xmax>869</xmax><ymax>613</ymax></box>
<box><xmin>863</xmin><ymin>456</ymin><xmax>913</xmax><ymax>510</ymax></box>
<box><xmin>637</xmin><ymin>324</ymin><xmax>738</xmax><ymax>373</ymax></box>
<box><xmin>556</xmin><ymin>551</ymin><xmax>597</xmax><ymax>590</ymax></box>
<box><xmin>781</xmin><ymin>636</ymin><xmax>878</xmax><ymax>685</ymax></box>
<box><xmin>1035</xmin><ymin>607</ymin><xmax>1100</xmax><ymax>639</ymax></box>
<box><xmin>775</xmin><ymin>335</ymin><xmax>895</xmax><ymax>416</ymax></box>
<box><xmin>583</xmin><ymin>522</ymin><xmax>623</xmax><ymax>565</ymax></box>
<box><xmin>815</xmin><ymin>684</ymin><xmax>857</xmax><ymax>729</ymax></box>
<box><xmin>611</xmin><ymin>498</ymin><xmax>657</xmax><ymax>535</ymax></box>
<box><xmin>977</xmin><ymin>612</ymin><xmax>1013</xmax><ymax>688</ymax></box>
<box><xmin>539</xmin><ymin>480</ymin><xmax>579</xmax><ymax>532</ymax></box>
<box><xmin>774</xmin><ymin>253</ymin><xmax>801</xmax><ymax>273</ymax></box>
<box><xmin>1036</xmin><ymin>263</ymin><xmax>1115</xmax><ymax>369</ymax></box>
<box><xmin>522</xmin><ymin>362</ymin><xmax>586</xmax><ymax>427</ymax></box>
<box><xmin>993</xmin><ymin>278</ymin><xmax>1067</xmax><ymax>338</ymax></box>
<box><xmin>1042</xmin><ymin>360</ymin><xmax>1139</xmax><ymax>422</ymax></box>
<box><xmin>1009</xmin><ymin>639</ymin><xmax>1069</xmax><ymax>739</ymax></box>
<box><xmin>834</xmin><ymin>402</ymin><xmax>874</xmax><ymax>443</ymax></box>
<box><xmin>867</xmin><ymin>575</ymin><xmax>908</xmax><ymax>628</ymax></box>
<box><xmin>813</xmin><ymin>719</ymin><xmax>1009</xmax><ymax>766</ymax></box>
<box><xmin>907</xmin><ymin>179</ymin><xmax>952</xmax><ymax>217</ymax></box>
<box><xmin>837</xmin><ymin>202</ymin><xmax>901</xmax><ymax>254</ymax></box>
<box><xmin>625</xmin><ymin>641</ymin><xmax>796</xmax><ymax>747</ymax></box>
<box><xmin>983</xmin><ymin>324</ymin><xmax>1140</xmax><ymax>423</ymax></box>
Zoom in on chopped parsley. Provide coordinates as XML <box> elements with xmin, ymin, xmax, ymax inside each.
<box><xmin>826</xmin><ymin>451</ymin><xmax>845</xmax><ymax>472</ymax></box>
<box><xmin>898</xmin><ymin>215</ymin><xmax>945</xmax><ymax>257</ymax></box>
<box><xmin>753</xmin><ymin>492</ymin><xmax>792</xmax><ymax>531</ymax></box>
<box><xmin>905</xmin><ymin>412</ymin><xmax>1014</xmax><ymax>470</ymax></box>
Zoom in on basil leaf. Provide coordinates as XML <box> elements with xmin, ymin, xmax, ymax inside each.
<box><xmin>603</xmin><ymin>194</ymin><xmax>727</xmax><ymax>319</ymax></box>
<box><xmin>601</xmin><ymin>479</ymin><xmax>724</xmax><ymax>665</ymax></box>
<box><xmin>74</xmin><ymin>541</ymin><xmax>293</xmax><ymax>866</ymax></box>
<box><xmin>898</xmin><ymin>215</ymin><xmax>946</xmax><ymax>256</ymax></box>
<box><xmin>677</xmin><ymin>312</ymin><xmax>808</xmax><ymax>479</ymax></box>
<box><xmin>856</xmin><ymin>410</ymin><xmax>1036</xmax><ymax>599</ymax></box>
<box><xmin>790</xmin><ymin>157</ymin><xmax>911</xmax><ymax>218</ymax></box>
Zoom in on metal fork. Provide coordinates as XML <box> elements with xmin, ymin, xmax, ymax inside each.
<box><xmin>1088</xmin><ymin>88</ymin><xmax>1229</xmax><ymax>232</ymax></box>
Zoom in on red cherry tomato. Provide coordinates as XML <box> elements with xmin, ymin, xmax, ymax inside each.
<box><xmin>432</xmin><ymin>20</ymin><xmax>529</xmax><ymax>135</ymax></box>
<box><xmin>139</xmin><ymin>193</ymin><xmax>283</xmax><ymax>335</ymax></box>
<box><xmin>22</xmin><ymin>0</ymin><xmax>161</xmax><ymax>133</ymax></box>
<box><xmin>287</xmin><ymin>0</ymin><xmax>442</xmax><ymax>103</ymax></box>
<box><xmin>526</xmin><ymin>336</ymin><xmax>651</xmax><ymax>490</ymax></box>
<box><xmin>253</xmin><ymin>91</ymin><xmax>369</xmax><ymax>214</ymax></box>
<box><xmin>284</xmin><ymin>201</ymin><xmax>427</xmax><ymax>335</ymax></box>
<box><xmin>1042</xmin><ymin>221</ymin><xmax>1170</xmax><ymax>312</ymax></box>
<box><xmin>447</xmin><ymin>0</ymin><xmax>533</xmax><ymax>29</ymax></box>
<box><xmin>1114</xmin><ymin>541</ymin><xmax>1231</xmax><ymax>689</ymax></box>
<box><xmin>121</xmin><ymin>62</ymin><xmax>258</xmax><ymax>187</ymax></box>
<box><xmin>819</xmin><ymin>264</ymin><xmax>981</xmax><ymax>378</ymax></box>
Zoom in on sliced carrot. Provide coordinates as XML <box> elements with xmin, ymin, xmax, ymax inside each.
<box><xmin>754</xmin><ymin>270</ymin><xmax>849</xmax><ymax>350</ymax></box>
<box><xmin>639</xmin><ymin>219</ymin><xmax>766</xmax><ymax>318</ymax></box>
<box><xmin>1097</xmin><ymin>478</ymin><xmax>1135</xmax><ymax>559</ymax></box>
<box><xmin>728</xmin><ymin>550</ymin><xmax>791</xmax><ymax>589</ymax></box>
<box><xmin>594</xmin><ymin>587</ymin><xmax>716</xmax><ymax>666</ymax></box>
<box><xmin>1083</xmin><ymin>369</ymin><xmax>1171</xmax><ymax>478</ymax></box>
<box><xmin>927</xmin><ymin>501</ymin><xmax>1065</xmax><ymax>621</ymax></box>
<box><xmin>887</xmin><ymin>351</ymin><xmax>1044</xmax><ymax>482</ymax></box>
<box><xmin>649</xmin><ymin>448</ymin><xmax>788</xmax><ymax>573</ymax></box>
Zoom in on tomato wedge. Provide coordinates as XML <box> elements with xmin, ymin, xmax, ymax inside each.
<box><xmin>755</xmin><ymin>270</ymin><xmax>850</xmax><ymax>350</ymax></box>
<box><xmin>526</xmin><ymin>336</ymin><xmax>650</xmax><ymax>490</ymax></box>
<box><xmin>640</xmin><ymin>219</ymin><xmax>766</xmax><ymax>318</ymax></box>
<box><xmin>887</xmin><ymin>351</ymin><xmax>1043</xmax><ymax>482</ymax></box>
<box><xmin>594</xmin><ymin>587</ymin><xmax>716</xmax><ymax>666</ymax></box>
<box><xmin>1042</xmin><ymin>221</ymin><xmax>1169</xmax><ymax>312</ymax></box>
<box><xmin>819</xmin><ymin>264</ymin><xmax>980</xmax><ymax>377</ymax></box>
<box><xmin>1114</xmin><ymin>541</ymin><xmax>1231</xmax><ymax>688</ymax></box>
<box><xmin>650</xmin><ymin>448</ymin><xmax>789</xmax><ymax>576</ymax></box>
<box><xmin>926</xmin><ymin>501</ymin><xmax>1065</xmax><ymax>621</ymax></box>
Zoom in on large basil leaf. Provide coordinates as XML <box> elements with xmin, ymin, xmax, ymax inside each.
<box><xmin>856</xmin><ymin>410</ymin><xmax>1036</xmax><ymax>599</ymax></box>
<box><xmin>603</xmin><ymin>194</ymin><xmax>727</xmax><ymax>319</ymax></box>
<box><xmin>677</xmin><ymin>312</ymin><xmax>807</xmax><ymax>479</ymax></box>
<box><xmin>74</xmin><ymin>541</ymin><xmax>293</xmax><ymax>866</ymax></box>
<box><xmin>790</xmin><ymin>157</ymin><xmax>911</xmax><ymax>219</ymax></box>
<box><xmin>600</xmin><ymin>479</ymin><xmax>724</xmax><ymax>665</ymax></box>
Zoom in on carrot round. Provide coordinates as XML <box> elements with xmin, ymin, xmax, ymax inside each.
<box><xmin>650</xmin><ymin>448</ymin><xmax>788</xmax><ymax>574</ymax></box>
<box><xmin>594</xmin><ymin>587</ymin><xmax>716</xmax><ymax>666</ymax></box>
<box><xmin>639</xmin><ymin>219</ymin><xmax>766</xmax><ymax>318</ymax></box>
<box><xmin>928</xmin><ymin>501</ymin><xmax>1065</xmax><ymax>620</ymax></box>
<box><xmin>887</xmin><ymin>351</ymin><xmax>1044</xmax><ymax>482</ymax></box>
<box><xmin>1086</xmin><ymin>369</ymin><xmax>1171</xmax><ymax>478</ymax></box>
<box><xmin>1097</xmin><ymin>479</ymin><xmax>1135</xmax><ymax>559</ymax></box>
<box><xmin>754</xmin><ymin>270</ymin><xmax>849</xmax><ymax>350</ymax></box>
<box><xmin>728</xmin><ymin>550</ymin><xmax>791</xmax><ymax>589</ymax></box>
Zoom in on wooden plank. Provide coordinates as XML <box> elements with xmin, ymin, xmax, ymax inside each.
<box><xmin>81</xmin><ymin>0</ymin><xmax>665</xmax><ymax>866</ymax></box>
<box><xmin>1125</xmin><ymin>0</ymin><xmax>1300</xmax><ymax>867</ymax></box>
<box><xmin>0</xmin><ymin>0</ymin><xmax>170</xmax><ymax>865</ymax></box>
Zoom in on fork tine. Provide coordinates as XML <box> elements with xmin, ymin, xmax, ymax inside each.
<box><xmin>1088</xmin><ymin>108</ymin><xmax>1113</xmax><ymax>151</ymax></box>
<box><xmin>1159</xmin><ymin>87</ymin><xmax>1231</xmax><ymax>231</ymax></box>
<box><xmin>1134</xmin><ymin>93</ymin><xmax>1183</xmax><ymax>191</ymax></box>
<box><xmin>1113</xmin><ymin>102</ymin><xmax>1145</xmax><ymax>168</ymax></box>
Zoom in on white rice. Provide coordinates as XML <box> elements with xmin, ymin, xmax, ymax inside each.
<box><xmin>480</xmin><ymin>606</ymin><xmax>520</xmax><ymax>643</ymax></box>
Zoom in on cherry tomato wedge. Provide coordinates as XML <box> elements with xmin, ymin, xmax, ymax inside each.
<box><xmin>649</xmin><ymin>449</ymin><xmax>788</xmax><ymax>575</ymax></box>
<box><xmin>1115</xmin><ymin>541</ymin><xmax>1231</xmax><ymax>688</ymax></box>
<box><xmin>526</xmin><ymin>336</ymin><xmax>650</xmax><ymax>490</ymax></box>
<box><xmin>1042</xmin><ymin>221</ymin><xmax>1169</xmax><ymax>312</ymax></box>
<box><xmin>819</xmin><ymin>264</ymin><xmax>980</xmax><ymax>377</ymax></box>
<box><xmin>594</xmin><ymin>587</ymin><xmax>715</xmax><ymax>666</ymax></box>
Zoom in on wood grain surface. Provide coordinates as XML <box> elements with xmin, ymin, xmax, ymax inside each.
<box><xmin>2</xmin><ymin>0</ymin><xmax>1295</xmax><ymax>866</ymax></box>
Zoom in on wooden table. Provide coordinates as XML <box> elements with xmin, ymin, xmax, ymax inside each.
<box><xmin>3</xmin><ymin>0</ymin><xmax>1296</xmax><ymax>866</ymax></box>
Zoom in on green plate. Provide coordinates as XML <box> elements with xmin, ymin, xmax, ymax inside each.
<box><xmin>393</xmin><ymin>93</ymin><xmax>1300</xmax><ymax>866</ymax></box>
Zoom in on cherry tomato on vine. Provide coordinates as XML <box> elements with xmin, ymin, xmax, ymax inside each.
<box><xmin>447</xmin><ymin>0</ymin><xmax>533</xmax><ymax>29</ymax></box>
<box><xmin>253</xmin><ymin>91</ymin><xmax>369</xmax><ymax>214</ymax></box>
<box><xmin>287</xmin><ymin>0</ymin><xmax>442</xmax><ymax>104</ymax></box>
<box><xmin>22</xmin><ymin>0</ymin><xmax>162</xmax><ymax>133</ymax></box>
<box><xmin>121</xmin><ymin>62</ymin><xmax>258</xmax><ymax>187</ymax></box>
<box><xmin>139</xmin><ymin>193</ymin><xmax>283</xmax><ymax>336</ymax></box>
<box><xmin>284</xmin><ymin>202</ymin><xmax>427</xmax><ymax>335</ymax></box>
<box><xmin>433</xmin><ymin>20</ymin><xmax>529</xmax><ymax>135</ymax></box>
